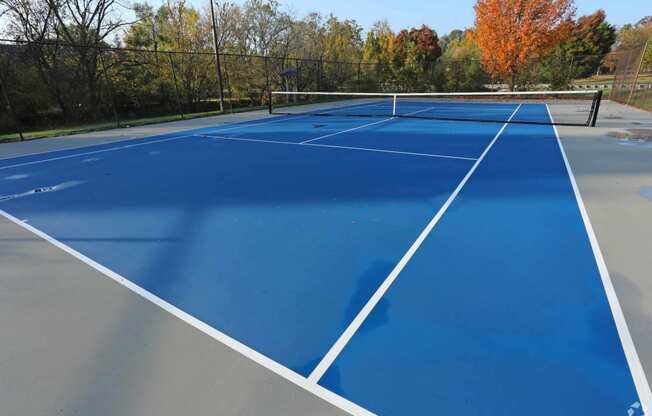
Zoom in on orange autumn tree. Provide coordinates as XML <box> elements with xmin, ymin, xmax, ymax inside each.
<box><xmin>474</xmin><ymin>0</ymin><xmax>575</xmax><ymax>90</ymax></box>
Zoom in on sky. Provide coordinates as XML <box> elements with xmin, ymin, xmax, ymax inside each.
<box><xmin>0</xmin><ymin>0</ymin><xmax>646</xmax><ymax>40</ymax></box>
<box><xmin>184</xmin><ymin>0</ymin><xmax>649</xmax><ymax>35</ymax></box>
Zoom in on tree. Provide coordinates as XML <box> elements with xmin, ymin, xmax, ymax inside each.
<box><xmin>439</xmin><ymin>29</ymin><xmax>489</xmax><ymax>91</ymax></box>
<box><xmin>241</xmin><ymin>0</ymin><xmax>292</xmax><ymax>56</ymax></box>
<box><xmin>123</xmin><ymin>1</ymin><xmax>216</xmax><ymax>111</ymax></box>
<box><xmin>289</xmin><ymin>12</ymin><xmax>325</xmax><ymax>61</ymax></box>
<box><xmin>0</xmin><ymin>0</ymin><xmax>130</xmax><ymax>119</ymax></box>
<box><xmin>474</xmin><ymin>0</ymin><xmax>575</xmax><ymax>89</ymax></box>
<box><xmin>322</xmin><ymin>15</ymin><xmax>363</xmax><ymax>62</ymax></box>
<box><xmin>439</xmin><ymin>29</ymin><xmax>464</xmax><ymax>53</ymax></box>
<box><xmin>617</xmin><ymin>18</ymin><xmax>652</xmax><ymax>50</ymax></box>
<box><xmin>204</xmin><ymin>1</ymin><xmax>240</xmax><ymax>52</ymax></box>
<box><xmin>614</xmin><ymin>18</ymin><xmax>652</xmax><ymax>72</ymax></box>
<box><xmin>360</xmin><ymin>20</ymin><xmax>394</xmax><ymax>91</ymax></box>
<box><xmin>391</xmin><ymin>25</ymin><xmax>442</xmax><ymax>91</ymax></box>
<box><xmin>539</xmin><ymin>10</ymin><xmax>616</xmax><ymax>88</ymax></box>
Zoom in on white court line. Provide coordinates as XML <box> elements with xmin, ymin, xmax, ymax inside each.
<box><xmin>0</xmin><ymin>135</ymin><xmax>193</xmax><ymax>171</ymax></box>
<box><xmin>0</xmin><ymin>208</ymin><xmax>376</xmax><ymax>416</ymax></box>
<box><xmin>0</xmin><ymin>116</ymin><xmax>299</xmax><ymax>161</ymax></box>
<box><xmin>307</xmin><ymin>142</ymin><xmax>476</xmax><ymax>161</ymax></box>
<box><xmin>196</xmin><ymin>134</ymin><xmax>476</xmax><ymax>161</ymax></box>
<box><xmin>0</xmin><ymin>133</ymin><xmax>189</xmax><ymax>163</ymax></box>
<box><xmin>307</xmin><ymin>104</ymin><xmax>522</xmax><ymax>383</ymax></box>
<box><xmin>210</xmin><ymin>100</ymin><xmax>392</xmax><ymax>135</ymax></box>
<box><xmin>546</xmin><ymin>105</ymin><xmax>652</xmax><ymax>414</ymax></box>
<box><xmin>208</xmin><ymin>113</ymin><xmax>309</xmax><ymax>133</ymax></box>
<box><xmin>0</xmin><ymin>101</ymin><xmax>392</xmax><ymax>164</ymax></box>
<box><xmin>300</xmin><ymin>117</ymin><xmax>395</xmax><ymax>144</ymax></box>
<box><xmin>0</xmin><ymin>100</ymin><xmax>403</xmax><ymax>165</ymax></box>
<box><xmin>0</xmin><ymin>117</ymin><xmax>287</xmax><ymax>162</ymax></box>
<box><xmin>299</xmin><ymin>105</ymin><xmax>441</xmax><ymax>145</ymax></box>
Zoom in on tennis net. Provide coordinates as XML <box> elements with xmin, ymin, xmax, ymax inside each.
<box><xmin>269</xmin><ymin>90</ymin><xmax>603</xmax><ymax>127</ymax></box>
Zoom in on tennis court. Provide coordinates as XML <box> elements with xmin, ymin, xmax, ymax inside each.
<box><xmin>0</xmin><ymin>94</ymin><xmax>648</xmax><ymax>416</ymax></box>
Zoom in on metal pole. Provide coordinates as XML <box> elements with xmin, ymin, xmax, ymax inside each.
<box><xmin>357</xmin><ymin>61</ymin><xmax>361</xmax><ymax>92</ymax></box>
<box><xmin>264</xmin><ymin>55</ymin><xmax>270</xmax><ymax>106</ymax></box>
<box><xmin>0</xmin><ymin>69</ymin><xmax>24</xmax><ymax>141</ymax></box>
<box><xmin>167</xmin><ymin>52</ymin><xmax>185</xmax><ymax>119</ymax></box>
<box><xmin>627</xmin><ymin>40</ymin><xmax>649</xmax><ymax>105</ymax></box>
<box><xmin>589</xmin><ymin>90</ymin><xmax>603</xmax><ymax>127</ymax></box>
<box><xmin>209</xmin><ymin>0</ymin><xmax>226</xmax><ymax>112</ymax></box>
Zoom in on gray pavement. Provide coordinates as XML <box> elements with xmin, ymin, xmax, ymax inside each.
<box><xmin>557</xmin><ymin>101</ymin><xmax>652</xmax><ymax>383</ymax></box>
<box><xmin>0</xmin><ymin>216</ymin><xmax>347</xmax><ymax>416</ymax></box>
<box><xmin>0</xmin><ymin>110</ymin><xmax>348</xmax><ymax>416</ymax></box>
<box><xmin>0</xmin><ymin>109</ymin><xmax>274</xmax><ymax>159</ymax></box>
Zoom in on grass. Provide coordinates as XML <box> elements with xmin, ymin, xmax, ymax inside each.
<box><xmin>572</xmin><ymin>73</ymin><xmax>652</xmax><ymax>85</ymax></box>
<box><xmin>0</xmin><ymin>105</ymin><xmax>267</xmax><ymax>144</ymax></box>
<box><xmin>628</xmin><ymin>89</ymin><xmax>652</xmax><ymax>112</ymax></box>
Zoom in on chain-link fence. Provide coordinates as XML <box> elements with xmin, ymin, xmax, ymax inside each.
<box><xmin>0</xmin><ymin>38</ymin><xmax>614</xmax><ymax>141</ymax></box>
<box><xmin>0</xmin><ymin>39</ymin><xmax>386</xmax><ymax>140</ymax></box>
<box><xmin>610</xmin><ymin>41</ymin><xmax>652</xmax><ymax>111</ymax></box>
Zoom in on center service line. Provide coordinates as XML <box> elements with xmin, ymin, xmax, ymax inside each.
<box><xmin>307</xmin><ymin>104</ymin><xmax>522</xmax><ymax>383</ymax></box>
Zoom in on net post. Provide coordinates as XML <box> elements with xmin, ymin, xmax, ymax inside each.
<box><xmin>589</xmin><ymin>90</ymin><xmax>603</xmax><ymax>127</ymax></box>
<box><xmin>392</xmin><ymin>94</ymin><xmax>397</xmax><ymax>117</ymax></box>
<box><xmin>268</xmin><ymin>90</ymin><xmax>273</xmax><ymax>114</ymax></box>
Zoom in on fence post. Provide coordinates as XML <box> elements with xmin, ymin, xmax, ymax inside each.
<box><xmin>264</xmin><ymin>55</ymin><xmax>270</xmax><ymax>106</ymax></box>
<box><xmin>167</xmin><ymin>52</ymin><xmax>185</xmax><ymax>119</ymax></box>
<box><xmin>317</xmin><ymin>58</ymin><xmax>322</xmax><ymax>91</ymax></box>
<box><xmin>627</xmin><ymin>40</ymin><xmax>649</xmax><ymax>105</ymax></box>
<box><xmin>357</xmin><ymin>61</ymin><xmax>361</xmax><ymax>92</ymax></box>
<box><xmin>98</xmin><ymin>48</ymin><xmax>120</xmax><ymax>128</ymax></box>
<box><xmin>0</xmin><ymin>69</ymin><xmax>24</xmax><ymax>141</ymax></box>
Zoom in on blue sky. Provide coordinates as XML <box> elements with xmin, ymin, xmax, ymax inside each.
<box><xmin>183</xmin><ymin>0</ymin><xmax>648</xmax><ymax>35</ymax></box>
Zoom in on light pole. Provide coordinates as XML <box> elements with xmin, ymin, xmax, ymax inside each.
<box><xmin>209</xmin><ymin>0</ymin><xmax>226</xmax><ymax>112</ymax></box>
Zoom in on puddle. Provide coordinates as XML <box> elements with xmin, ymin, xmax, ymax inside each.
<box><xmin>640</xmin><ymin>186</ymin><xmax>652</xmax><ymax>202</ymax></box>
<box><xmin>610</xmin><ymin>129</ymin><xmax>652</xmax><ymax>148</ymax></box>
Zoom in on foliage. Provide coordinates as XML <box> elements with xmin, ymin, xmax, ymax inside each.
<box><xmin>474</xmin><ymin>0</ymin><xmax>575</xmax><ymax>89</ymax></box>
<box><xmin>614</xmin><ymin>17</ymin><xmax>652</xmax><ymax>73</ymax></box>
<box><xmin>1</xmin><ymin>0</ymin><xmax>638</xmax><ymax>136</ymax></box>
<box><xmin>437</xmin><ymin>30</ymin><xmax>489</xmax><ymax>91</ymax></box>
<box><xmin>391</xmin><ymin>25</ymin><xmax>442</xmax><ymax>91</ymax></box>
<box><xmin>539</xmin><ymin>10</ymin><xmax>616</xmax><ymax>89</ymax></box>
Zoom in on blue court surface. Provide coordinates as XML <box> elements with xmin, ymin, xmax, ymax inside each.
<box><xmin>0</xmin><ymin>101</ymin><xmax>648</xmax><ymax>415</ymax></box>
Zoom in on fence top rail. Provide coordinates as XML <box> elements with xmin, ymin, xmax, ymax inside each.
<box><xmin>0</xmin><ymin>38</ymin><xmax>380</xmax><ymax>67</ymax></box>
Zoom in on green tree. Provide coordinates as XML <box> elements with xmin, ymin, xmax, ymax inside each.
<box><xmin>391</xmin><ymin>25</ymin><xmax>442</xmax><ymax>91</ymax></box>
<box><xmin>322</xmin><ymin>15</ymin><xmax>363</xmax><ymax>62</ymax></box>
<box><xmin>361</xmin><ymin>20</ymin><xmax>394</xmax><ymax>90</ymax></box>
<box><xmin>438</xmin><ymin>29</ymin><xmax>488</xmax><ymax>91</ymax></box>
<box><xmin>614</xmin><ymin>18</ymin><xmax>652</xmax><ymax>73</ymax></box>
<box><xmin>539</xmin><ymin>10</ymin><xmax>616</xmax><ymax>88</ymax></box>
<box><xmin>123</xmin><ymin>1</ymin><xmax>215</xmax><ymax>111</ymax></box>
<box><xmin>439</xmin><ymin>29</ymin><xmax>464</xmax><ymax>54</ymax></box>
